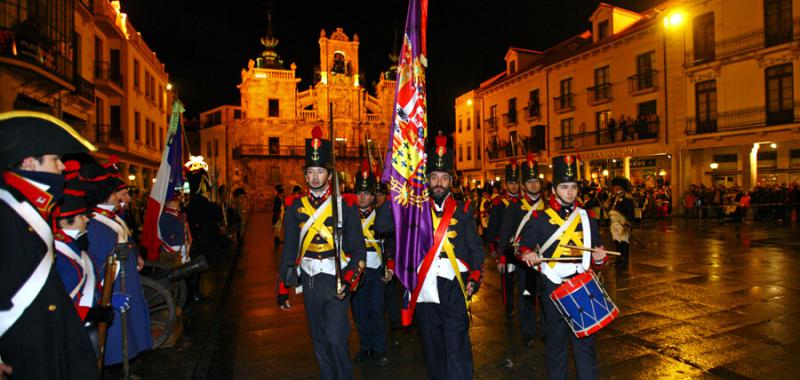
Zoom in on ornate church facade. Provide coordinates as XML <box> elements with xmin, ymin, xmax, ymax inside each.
<box><xmin>199</xmin><ymin>18</ymin><xmax>397</xmax><ymax>195</ymax></box>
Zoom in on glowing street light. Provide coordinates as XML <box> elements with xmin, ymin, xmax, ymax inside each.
<box><xmin>602</xmin><ymin>169</ymin><xmax>609</xmax><ymax>177</ymax></box>
<box><xmin>770</xmin><ymin>143</ymin><xmax>777</xmax><ymax>149</ymax></box>
<box><xmin>709</xmin><ymin>162</ymin><xmax>719</xmax><ymax>170</ymax></box>
<box><xmin>128</xmin><ymin>174</ymin><xmax>136</xmax><ymax>181</ymax></box>
<box><xmin>663</xmin><ymin>11</ymin><xmax>685</xmax><ymax>29</ymax></box>
<box><xmin>466</xmin><ymin>99</ymin><xmax>473</xmax><ymax>106</ymax></box>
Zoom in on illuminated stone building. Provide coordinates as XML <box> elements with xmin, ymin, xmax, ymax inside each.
<box><xmin>456</xmin><ymin>0</ymin><xmax>800</xmax><ymax>204</ymax></box>
<box><xmin>200</xmin><ymin>15</ymin><xmax>396</xmax><ymax>193</ymax></box>
<box><xmin>0</xmin><ymin>0</ymin><xmax>172</xmax><ymax>189</ymax></box>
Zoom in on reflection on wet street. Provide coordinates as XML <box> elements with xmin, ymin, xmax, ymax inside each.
<box><xmin>120</xmin><ymin>212</ymin><xmax>800</xmax><ymax>379</ymax></box>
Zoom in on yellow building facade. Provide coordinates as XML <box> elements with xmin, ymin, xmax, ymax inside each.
<box><xmin>456</xmin><ymin>0</ymin><xmax>800</xmax><ymax>203</ymax></box>
<box><xmin>0</xmin><ymin>0</ymin><xmax>171</xmax><ymax>189</ymax></box>
<box><xmin>200</xmin><ymin>22</ymin><xmax>396</xmax><ymax>193</ymax></box>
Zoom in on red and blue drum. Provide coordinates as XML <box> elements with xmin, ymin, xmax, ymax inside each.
<box><xmin>549</xmin><ymin>271</ymin><xmax>618</xmax><ymax>338</ymax></box>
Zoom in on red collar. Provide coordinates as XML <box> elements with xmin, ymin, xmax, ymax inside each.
<box><xmin>523</xmin><ymin>193</ymin><xmax>540</xmax><ymax>205</ymax></box>
<box><xmin>54</xmin><ymin>229</ymin><xmax>73</xmax><ymax>243</ymax></box>
<box><xmin>2</xmin><ymin>171</ymin><xmax>55</xmax><ymax>218</ymax></box>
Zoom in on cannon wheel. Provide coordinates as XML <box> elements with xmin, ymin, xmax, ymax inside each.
<box><xmin>142</xmin><ymin>261</ymin><xmax>188</xmax><ymax>309</ymax></box>
<box><xmin>141</xmin><ymin>276</ymin><xmax>176</xmax><ymax>349</ymax></box>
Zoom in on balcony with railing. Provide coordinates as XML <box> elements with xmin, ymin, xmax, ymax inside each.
<box><xmin>524</xmin><ymin>102</ymin><xmax>541</xmax><ymax>120</ymax></box>
<box><xmin>94</xmin><ymin>61</ymin><xmax>123</xmax><ymax>94</ymax></box>
<box><xmin>685</xmin><ymin>102</ymin><xmax>800</xmax><ymax>135</ymax></box>
<box><xmin>555</xmin><ymin>119</ymin><xmax>660</xmax><ymax>151</ymax></box>
<box><xmin>627</xmin><ymin>70</ymin><xmax>659</xmax><ymax>95</ymax></box>
<box><xmin>502</xmin><ymin>110</ymin><xmax>518</xmax><ymax>126</ymax></box>
<box><xmin>366</xmin><ymin>114</ymin><xmax>382</xmax><ymax>123</ymax></box>
<box><xmin>72</xmin><ymin>75</ymin><xmax>95</xmax><ymax>103</ymax></box>
<box><xmin>484</xmin><ymin>116</ymin><xmax>498</xmax><ymax>131</ymax></box>
<box><xmin>0</xmin><ymin>5</ymin><xmax>75</xmax><ymax>86</ymax></box>
<box><xmin>554</xmin><ymin>94</ymin><xmax>575</xmax><ymax>113</ymax></box>
<box><xmin>97</xmin><ymin>124</ymin><xmax>124</xmax><ymax>146</ymax></box>
<box><xmin>685</xmin><ymin>18</ymin><xmax>800</xmax><ymax>66</ymax></box>
<box><xmin>233</xmin><ymin>145</ymin><xmax>362</xmax><ymax>160</ymax></box>
<box><xmin>486</xmin><ymin>136</ymin><xmax>545</xmax><ymax>161</ymax></box>
<box><xmin>299</xmin><ymin>109</ymin><xmax>318</xmax><ymax>120</ymax></box>
<box><xmin>586</xmin><ymin>83</ymin><xmax>612</xmax><ymax>106</ymax></box>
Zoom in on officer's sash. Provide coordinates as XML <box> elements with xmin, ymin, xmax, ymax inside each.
<box><xmin>361</xmin><ymin>210</ymin><xmax>381</xmax><ymax>261</ymax></box>
<box><xmin>55</xmin><ymin>239</ymin><xmax>96</xmax><ymax>308</ymax></box>
<box><xmin>0</xmin><ymin>188</ymin><xmax>54</xmax><ymax>338</ymax></box>
<box><xmin>406</xmin><ymin>197</ymin><xmax>457</xmax><ymax>320</ymax></box>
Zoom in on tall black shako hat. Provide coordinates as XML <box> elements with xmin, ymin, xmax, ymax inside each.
<box><xmin>305</xmin><ymin>126</ymin><xmax>332</xmax><ymax>169</ymax></box>
<box><xmin>184</xmin><ymin>157</ymin><xmax>210</xmax><ymax>195</ymax></box>
<box><xmin>552</xmin><ymin>154</ymin><xmax>579</xmax><ymax>186</ymax></box>
<box><xmin>74</xmin><ymin>154</ymin><xmax>124</xmax><ymax>207</ymax></box>
<box><xmin>521</xmin><ymin>153</ymin><xmax>540</xmax><ymax>182</ymax></box>
<box><xmin>57</xmin><ymin>160</ymin><xmax>90</xmax><ymax>218</ymax></box>
<box><xmin>426</xmin><ymin>134</ymin><xmax>453</xmax><ymax>174</ymax></box>
<box><xmin>355</xmin><ymin>159</ymin><xmax>376</xmax><ymax>194</ymax></box>
<box><xmin>0</xmin><ymin>111</ymin><xmax>96</xmax><ymax>168</ymax></box>
<box><xmin>504</xmin><ymin>158</ymin><xmax>520</xmax><ymax>183</ymax></box>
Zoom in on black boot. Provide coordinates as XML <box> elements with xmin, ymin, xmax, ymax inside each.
<box><xmin>621</xmin><ymin>242</ymin><xmax>630</xmax><ymax>267</ymax></box>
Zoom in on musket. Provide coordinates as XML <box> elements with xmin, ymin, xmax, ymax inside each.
<box><xmin>365</xmin><ymin>131</ymin><xmax>390</xmax><ymax>280</ymax></box>
<box><xmin>113</xmin><ymin>243</ymin><xmax>131</xmax><ymax>380</ymax></box>
<box><xmin>96</xmin><ymin>255</ymin><xmax>118</xmax><ymax>370</ymax></box>
<box><xmin>330</xmin><ymin>103</ymin><xmax>347</xmax><ymax>297</ymax></box>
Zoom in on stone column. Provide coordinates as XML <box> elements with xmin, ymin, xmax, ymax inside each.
<box><xmin>623</xmin><ymin>156</ymin><xmax>631</xmax><ymax>179</ymax></box>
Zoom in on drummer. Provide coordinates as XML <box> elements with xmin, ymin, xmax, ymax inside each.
<box><xmin>516</xmin><ymin>154</ymin><xmax>608</xmax><ymax>380</ymax></box>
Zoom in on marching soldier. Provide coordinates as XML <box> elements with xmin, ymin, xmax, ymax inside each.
<box><xmin>81</xmin><ymin>156</ymin><xmax>153</xmax><ymax>367</ymax></box>
<box><xmin>0</xmin><ymin>111</ymin><xmax>99</xmax><ymax>379</ymax></box>
<box><xmin>415</xmin><ymin>135</ymin><xmax>484</xmax><ymax>380</ymax></box>
<box><xmin>497</xmin><ymin>154</ymin><xmax>546</xmax><ymax>347</ymax></box>
<box><xmin>609</xmin><ymin>177</ymin><xmax>635</xmax><ymax>268</ymax></box>
<box><xmin>276</xmin><ymin>127</ymin><xmax>366</xmax><ymax>380</ymax></box>
<box><xmin>517</xmin><ymin>155</ymin><xmax>608</xmax><ymax>380</ymax></box>
<box><xmin>351</xmin><ymin>161</ymin><xmax>393</xmax><ymax>366</ymax></box>
<box><xmin>477</xmin><ymin>187</ymin><xmax>491</xmax><ymax>236</ymax></box>
<box><xmin>485</xmin><ymin>158</ymin><xmax>522</xmax><ymax>319</ymax></box>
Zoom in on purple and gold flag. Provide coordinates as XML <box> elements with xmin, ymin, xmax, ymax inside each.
<box><xmin>381</xmin><ymin>0</ymin><xmax>431</xmax><ymax>323</ymax></box>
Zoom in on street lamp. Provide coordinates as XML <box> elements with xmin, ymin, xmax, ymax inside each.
<box><xmin>709</xmin><ymin>162</ymin><xmax>719</xmax><ymax>170</ymax></box>
<box><xmin>770</xmin><ymin>143</ymin><xmax>777</xmax><ymax>149</ymax></box>
<box><xmin>128</xmin><ymin>174</ymin><xmax>136</xmax><ymax>181</ymax></box>
<box><xmin>662</xmin><ymin>8</ymin><xmax>686</xmax><ymax>146</ymax></box>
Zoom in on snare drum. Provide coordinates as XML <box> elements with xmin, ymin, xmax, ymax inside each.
<box><xmin>549</xmin><ymin>271</ymin><xmax>618</xmax><ymax>338</ymax></box>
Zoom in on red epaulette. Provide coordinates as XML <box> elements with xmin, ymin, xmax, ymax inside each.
<box><xmin>285</xmin><ymin>194</ymin><xmax>300</xmax><ymax>207</ymax></box>
<box><xmin>587</xmin><ymin>209</ymin><xmax>597</xmax><ymax>219</ymax></box>
<box><xmin>491</xmin><ymin>197</ymin><xmax>502</xmax><ymax>206</ymax></box>
<box><xmin>342</xmin><ymin>193</ymin><xmax>358</xmax><ymax>207</ymax></box>
<box><xmin>531</xmin><ymin>210</ymin><xmax>541</xmax><ymax>218</ymax></box>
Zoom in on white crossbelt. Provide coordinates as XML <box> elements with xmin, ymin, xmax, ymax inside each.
<box><xmin>0</xmin><ymin>189</ymin><xmax>55</xmax><ymax>338</ymax></box>
<box><xmin>537</xmin><ymin>209</ymin><xmax>592</xmax><ymax>284</ymax></box>
<box><xmin>54</xmin><ymin>240</ymin><xmax>96</xmax><ymax>308</ymax></box>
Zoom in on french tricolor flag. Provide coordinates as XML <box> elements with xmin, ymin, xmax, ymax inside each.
<box><xmin>141</xmin><ymin>101</ymin><xmax>185</xmax><ymax>261</ymax></box>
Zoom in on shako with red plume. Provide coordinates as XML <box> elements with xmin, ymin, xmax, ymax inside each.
<box><xmin>426</xmin><ymin>133</ymin><xmax>454</xmax><ymax>174</ymax></box>
<box><xmin>305</xmin><ymin>125</ymin><xmax>332</xmax><ymax>169</ymax></box>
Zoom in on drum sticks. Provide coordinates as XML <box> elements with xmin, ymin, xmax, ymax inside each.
<box><xmin>559</xmin><ymin>244</ymin><xmax>622</xmax><ymax>256</ymax></box>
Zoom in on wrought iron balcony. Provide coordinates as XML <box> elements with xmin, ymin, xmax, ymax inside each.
<box><xmin>586</xmin><ymin>83</ymin><xmax>612</xmax><ymax>105</ymax></box>
<box><xmin>524</xmin><ymin>102</ymin><xmax>541</xmax><ymax>120</ymax></box>
<box><xmin>502</xmin><ymin>111</ymin><xmax>518</xmax><ymax>126</ymax></box>
<box><xmin>685</xmin><ymin>18</ymin><xmax>800</xmax><ymax>66</ymax></box>
<box><xmin>0</xmin><ymin>15</ymin><xmax>75</xmax><ymax>85</ymax></box>
<box><xmin>553</xmin><ymin>94</ymin><xmax>574</xmax><ymax>113</ymax></box>
<box><xmin>555</xmin><ymin>119</ymin><xmax>660</xmax><ymax>151</ymax></box>
<box><xmin>627</xmin><ymin>70</ymin><xmax>659</xmax><ymax>95</ymax></box>
<box><xmin>72</xmin><ymin>75</ymin><xmax>95</xmax><ymax>102</ymax></box>
<box><xmin>97</xmin><ymin>124</ymin><xmax>124</xmax><ymax>146</ymax></box>
<box><xmin>486</xmin><ymin>136</ymin><xmax>545</xmax><ymax>161</ymax></box>
<box><xmin>233</xmin><ymin>145</ymin><xmax>362</xmax><ymax>160</ymax></box>
<box><xmin>685</xmin><ymin>102</ymin><xmax>800</xmax><ymax>135</ymax></box>
<box><xmin>484</xmin><ymin>117</ymin><xmax>498</xmax><ymax>131</ymax></box>
<box><xmin>94</xmin><ymin>61</ymin><xmax>123</xmax><ymax>90</ymax></box>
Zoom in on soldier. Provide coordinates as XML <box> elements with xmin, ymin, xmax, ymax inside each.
<box><xmin>609</xmin><ymin>176</ymin><xmax>635</xmax><ymax>268</ymax></box>
<box><xmin>81</xmin><ymin>156</ymin><xmax>153</xmax><ymax>367</ymax></box>
<box><xmin>185</xmin><ymin>162</ymin><xmax>221</xmax><ymax>303</ymax></box>
<box><xmin>485</xmin><ymin>158</ymin><xmax>522</xmax><ymax>320</ymax></box>
<box><xmin>517</xmin><ymin>154</ymin><xmax>608</xmax><ymax>380</ymax></box>
<box><xmin>0</xmin><ymin>111</ymin><xmax>99</xmax><ymax>379</ymax></box>
<box><xmin>415</xmin><ymin>135</ymin><xmax>484</xmax><ymax>380</ymax></box>
<box><xmin>376</xmin><ymin>182</ymin><xmax>403</xmax><ymax>333</ymax></box>
<box><xmin>276</xmin><ymin>127</ymin><xmax>366</xmax><ymax>380</ymax></box>
<box><xmin>497</xmin><ymin>153</ymin><xmax>546</xmax><ymax>347</ymax></box>
<box><xmin>54</xmin><ymin>161</ymin><xmax>122</xmax><ymax>323</ymax></box>
<box><xmin>159</xmin><ymin>196</ymin><xmax>190</xmax><ymax>264</ymax></box>
<box><xmin>351</xmin><ymin>161</ymin><xmax>393</xmax><ymax>366</ymax></box>
<box><xmin>477</xmin><ymin>187</ymin><xmax>491</xmax><ymax>236</ymax></box>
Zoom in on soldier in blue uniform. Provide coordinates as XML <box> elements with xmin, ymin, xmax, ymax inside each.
<box><xmin>517</xmin><ymin>155</ymin><xmax>608</xmax><ymax>380</ymax></box>
<box><xmin>497</xmin><ymin>154</ymin><xmax>547</xmax><ymax>348</ymax></box>
<box><xmin>415</xmin><ymin>135</ymin><xmax>484</xmax><ymax>380</ymax></box>
<box><xmin>159</xmin><ymin>197</ymin><xmax>190</xmax><ymax>264</ymax></box>
<box><xmin>81</xmin><ymin>156</ymin><xmax>153</xmax><ymax>367</ymax></box>
<box><xmin>485</xmin><ymin>158</ymin><xmax>522</xmax><ymax>320</ymax></box>
<box><xmin>276</xmin><ymin>127</ymin><xmax>366</xmax><ymax>380</ymax></box>
<box><xmin>0</xmin><ymin>111</ymin><xmax>100</xmax><ymax>379</ymax></box>
<box><xmin>351</xmin><ymin>161</ymin><xmax>394</xmax><ymax>366</ymax></box>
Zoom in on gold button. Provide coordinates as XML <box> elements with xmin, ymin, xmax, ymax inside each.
<box><xmin>48</xmin><ymin>304</ymin><xmax>57</xmax><ymax>311</ymax></box>
<box><xmin>28</xmin><ymin>227</ymin><xmax>34</xmax><ymax>233</ymax></box>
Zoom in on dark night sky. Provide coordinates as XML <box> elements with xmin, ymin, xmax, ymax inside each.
<box><xmin>123</xmin><ymin>0</ymin><xmax>662</xmax><ymax>133</ymax></box>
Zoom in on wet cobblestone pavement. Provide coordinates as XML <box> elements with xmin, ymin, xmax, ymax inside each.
<box><xmin>116</xmin><ymin>212</ymin><xmax>800</xmax><ymax>379</ymax></box>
